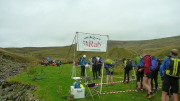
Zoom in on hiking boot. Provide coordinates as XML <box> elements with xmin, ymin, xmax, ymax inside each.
<box><xmin>142</xmin><ymin>89</ymin><xmax>146</xmax><ymax>93</ymax></box>
<box><xmin>153</xmin><ymin>89</ymin><xmax>158</xmax><ymax>93</ymax></box>
<box><xmin>145</xmin><ymin>94</ymin><xmax>152</xmax><ymax>98</ymax></box>
<box><xmin>137</xmin><ymin>88</ymin><xmax>141</xmax><ymax>93</ymax></box>
<box><xmin>150</xmin><ymin>92</ymin><xmax>155</xmax><ymax>97</ymax></box>
<box><xmin>145</xmin><ymin>94</ymin><xmax>149</xmax><ymax>98</ymax></box>
<box><xmin>147</xmin><ymin>94</ymin><xmax>152</xmax><ymax>99</ymax></box>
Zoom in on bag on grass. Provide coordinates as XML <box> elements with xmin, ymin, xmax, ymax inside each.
<box><xmin>74</xmin><ymin>82</ymin><xmax>81</xmax><ymax>88</ymax></box>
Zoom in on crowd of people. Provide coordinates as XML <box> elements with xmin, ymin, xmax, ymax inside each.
<box><xmin>78</xmin><ymin>48</ymin><xmax>179</xmax><ymax>100</ymax></box>
<box><xmin>41</xmin><ymin>57</ymin><xmax>62</xmax><ymax>66</ymax></box>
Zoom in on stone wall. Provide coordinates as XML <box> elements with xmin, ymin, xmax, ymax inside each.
<box><xmin>0</xmin><ymin>57</ymin><xmax>41</xmax><ymax>101</ymax></box>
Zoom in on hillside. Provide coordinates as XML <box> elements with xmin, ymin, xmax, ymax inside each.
<box><xmin>1</xmin><ymin>35</ymin><xmax>180</xmax><ymax>60</ymax></box>
<box><xmin>108</xmin><ymin>35</ymin><xmax>180</xmax><ymax>49</ymax></box>
<box><xmin>0</xmin><ymin>49</ymin><xmax>33</xmax><ymax>63</ymax></box>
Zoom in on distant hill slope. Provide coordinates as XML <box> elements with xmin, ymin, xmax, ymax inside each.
<box><xmin>0</xmin><ymin>49</ymin><xmax>32</xmax><ymax>62</ymax></box>
<box><xmin>108</xmin><ymin>35</ymin><xmax>180</xmax><ymax>49</ymax></box>
<box><xmin>1</xmin><ymin>35</ymin><xmax>180</xmax><ymax>60</ymax></box>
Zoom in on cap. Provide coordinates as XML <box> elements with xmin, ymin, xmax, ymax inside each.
<box><xmin>83</xmin><ymin>55</ymin><xmax>86</xmax><ymax>58</ymax></box>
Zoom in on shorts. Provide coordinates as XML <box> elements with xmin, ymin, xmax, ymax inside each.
<box><xmin>137</xmin><ymin>71</ymin><xmax>144</xmax><ymax>82</ymax></box>
<box><xmin>161</xmin><ymin>76</ymin><xmax>164</xmax><ymax>81</ymax></box>
<box><xmin>106</xmin><ymin>69</ymin><xmax>113</xmax><ymax>75</ymax></box>
<box><xmin>92</xmin><ymin>65</ymin><xmax>98</xmax><ymax>72</ymax></box>
<box><xmin>162</xmin><ymin>75</ymin><xmax>179</xmax><ymax>94</ymax></box>
<box><xmin>145</xmin><ymin>73</ymin><xmax>152</xmax><ymax>78</ymax></box>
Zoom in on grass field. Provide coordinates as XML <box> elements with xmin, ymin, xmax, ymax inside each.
<box><xmin>9</xmin><ymin>64</ymin><xmax>175</xmax><ymax>101</ymax></box>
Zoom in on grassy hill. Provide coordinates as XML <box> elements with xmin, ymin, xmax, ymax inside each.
<box><xmin>108</xmin><ymin>35</ymin><xmax>180</xmax><ymax>49</ymax></box>
<box><xmin>1</xmin><ymin>35</ymin><xmax>180</xmax><ymax>61</ymax></box>
<box><xmin>0</xmin><ymin>49</ymin><xmax>33</xmax><ymax>63</ymax></box>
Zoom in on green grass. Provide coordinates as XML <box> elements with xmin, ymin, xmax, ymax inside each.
<box><xmin>9</xmin><ymin>64</ymin><xmax>171</xmax><ymax>101</ymax></box>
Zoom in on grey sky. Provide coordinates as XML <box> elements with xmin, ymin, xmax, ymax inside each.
<box><xmin>0</xmin><ymin>0</ymin><xmax>180</xmax><ymax>47</ymax></box>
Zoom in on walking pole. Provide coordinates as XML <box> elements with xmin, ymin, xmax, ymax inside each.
<box><xmin>85</xmin><ymin>65</ymin><xmax>87</xmax><ymax>77</ymax></box>
<box><xmin>133</xmin><ymin>66</ymin><xmax>136</xmax><ymax>80</ymax></box>
<box><xmin>100</xmin><ymin>63</ymin><xmax>104</xmax><ymax>94</ymax></box>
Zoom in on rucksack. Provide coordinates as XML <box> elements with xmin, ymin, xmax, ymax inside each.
<box><xmin>138</xmin><ymin>58</ymin><xmax>144</xmax><ymax>67</ymax></box>
<box><xmin>92</xmin><ymin>57</ymin><xmax>97</xmax><ymax>65</ymax></box>
<box><xmin>143</xmin><ymin>55</ymin><xmax>158</xmax><ymax>71</ymax></box>
<box><xmin>97</xmin><ymin>57</ymin><xmax>103</xmax><ymax>65</ymax></box>
<box><xmin>104</xmin><ymin>63</ymin><xmax>114</xmax><ymax>72</ymax></box>
<box><xmin>126</xmin><ymin>59</ymin><xmax>133</xmax><ymax>70</ymax></box>
<box><xmin>156</xmin><ymin>59</ymin><xmax>162</xmax><ymax>71</ymax></box>
<box><xmin>74</xmin><ymin>82</ymin><xmax>81</xmax><ymax>88</ymax></box>
<box><xmin>166</xmin><ymin>58</ymin><xmax>180</xmax><ymax>77</ymax></box>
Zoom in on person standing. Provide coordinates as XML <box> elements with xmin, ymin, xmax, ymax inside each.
<box><xmin>160</xmin><ymin>55</ymin><xmax>172</xmax><ymax>101</ymax></box>
<box><xmin>123</xmin><ymin>59</ymin><xmax>132</xmax><ymax>83</ymax></box>
<box><xmin>80</xmin><ymin>55</ymin><xmax>87</xmax><ymax>77</ymax></box>
<box><xmin>138</xmin><ymin>52</ymin><xmax>153</xmax><ymax>98</ymax></box>
<box><xmin>134</xmin><ymin>54</ymin><xmax>144</xmax><ymax>92</ymax></box>
<box><xmin>151</xmin><ymin>59</ymin><xmax>161</xmax><ymax>93</ymax></box>
<box><xmin>104</xmin><ymin>59</ymin><xmax>114</xmax><ymax>86</ymax></box>
<box><xmin>161</xmin><ymin>49</ymin><xmax>179</xmax><ymax>101</ymax></box>
<box><xmin>91</xmin><ymin>56</ymin><xmax>98</xmax><ymax>80</ymax></box>
<box><xmin>97</xmin><ymin>56</ymin><xmax>103</xmax><ymax>78</ymax></box>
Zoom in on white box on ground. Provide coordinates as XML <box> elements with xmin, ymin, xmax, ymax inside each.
<box><xmin>70</xmin><ymin>86</ymin><xmax>85</xmax><ymax>99</ymax></box>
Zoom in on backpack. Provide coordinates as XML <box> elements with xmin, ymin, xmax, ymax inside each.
<box><xmin>149</xmin><ymin>56</ymin><xmax>158</xmax><ymax>71</ymax></box>
<box><xmin>126</xmin><ymin>59</ymin><xmax>133</xmax><ymax>70</ymax></box>
<box><xmin>156</xmin><ymin>59</ymin><xmax>162</xmax><ymax>71</ymax></box>
<box><xmin>104</xmin><ymin>63</ymin><xmax>114</xmax><ymax>72</ymax></box>
<box><xmin>74</xmin><ymin>82</ymin><xmax>81</xmax><ymax>88</ymax></box>
<box><xmin>92</xmin><ymin>57</ymin><xmax>97</xmax><ymax>65</ymax></box>
<box><xmin>97</xmin><ymin>57</ymin><xmax>103</xmax><ymax>65</ymax></box>
<box><xmin>143</xmin><ymin>55</ymin><xmax>158</xmax><ymax>71</ymax></box>
<box><xmin>166</xmin><ymin>58</ymin><xmax>180</xmax><ymax>77</ymax></box>
<box><xmin>105</xmin><ymin>59</ymin><xmax>113</xmax><ymax>65</ymax></box>
<box><xmin>138</xmin><ymin>58</ymin><xmax>144</xmax><ymax>69</ymax></box>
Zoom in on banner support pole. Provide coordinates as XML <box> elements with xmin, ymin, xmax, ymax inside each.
<box><xmin>71</xmin><ymin>33</ymin><xmax>77</xmax><ymax>78</ymax></box>
<box><xmin>100</xmin><ymin>35</ymin><xmax>109</xmax><ymax>94</ymax></box>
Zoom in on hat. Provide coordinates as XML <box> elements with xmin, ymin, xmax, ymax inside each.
<box><xmin>83</xmin><ymin>55</ymin><xmax>86</xmax><ymax>58</ymax></box>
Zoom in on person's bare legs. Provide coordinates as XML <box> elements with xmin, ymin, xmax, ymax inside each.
<box><xmin>172</xmin><ymin>93</ymin><xmax>178</xmax><ymax>101</ymax></box>
<box><xmin>161</xmin><ymin>91</ymin><xmax>167</xmax><ymax>101</ymax></box>
<box><xmin>143</xmin><ymin>76</ymin><xmax>152</xmax><ymax>93</ymax></box>
<box><xmin>165</xmin><ymin>95</ymin><xmax>169</xmax><ymax>101</ymax></box>
<box><xmin>106</xmin><ymin>75</ymin><xmax>109</xmax><ymax>85</ymax></box>
<box><xmin>137</xmin><ymin>82</ymin><xmax>141</xmax><ymax>88</ymax></box>
<box><xmin>110</xmin><ymin>75</ymin><xmax>113</xmax><ymax>84</ymax></box>
<box><xmin>147</xmin><ymin>78</ymin><xmax>152</xmax><ymax>91</ymax></box>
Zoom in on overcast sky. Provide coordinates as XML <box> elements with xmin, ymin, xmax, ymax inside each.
<box><xmin>0</xmin><ymin>0</ymin><xmax>180</xmax><ymax>47</ymax></box>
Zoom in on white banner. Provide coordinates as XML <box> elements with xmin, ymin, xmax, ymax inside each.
<box><xmin>77</xmin><ymin>33</ymin><xmax>108</xmax><ymax>52</ymax></box>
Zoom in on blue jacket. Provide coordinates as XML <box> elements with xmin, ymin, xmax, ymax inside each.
<box><xmin>159</xmin><ymin>64</ymin><xmax>164</xmax><ymax>76</ymax></box>
<box><xmin>162</xmin><ymin>56</ymin><xmax>177</xmax><ymax>71</ymax></box>
<box><xmin>80</xmin><ymin>57</ymin><xmax>86</xmax><ymax>66</ymax></box>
